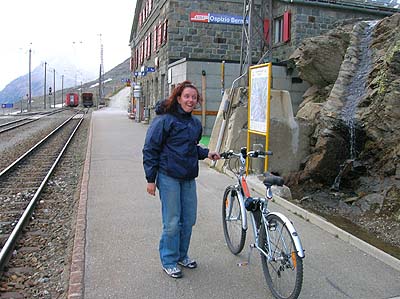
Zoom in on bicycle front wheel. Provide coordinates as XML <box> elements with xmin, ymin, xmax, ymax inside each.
<box><xmin>222</xmin><ymin>186</ymin><xmax>246</xmax><ymax>255</ymax></box>
<box><xmin>259</xmin><ymin>214</ymin><xmax>303</xmax><ymax>299</ymax></box>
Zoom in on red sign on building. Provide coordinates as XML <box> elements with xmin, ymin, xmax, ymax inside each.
<box><xmin>190</xmin><ymin>12</ymin><xmax>209</xmax><ymax>23</ymax></box>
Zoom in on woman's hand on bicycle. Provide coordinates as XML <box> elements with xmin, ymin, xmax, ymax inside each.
<box><xmin>208</xmin><ymin>151</ymin><xmax>221</xmax><ymax>161</ymax></box>
<box><xmin>147</xmin><ymin>182</ymin><xmax>156</xmax><ymax>196</ymax></box>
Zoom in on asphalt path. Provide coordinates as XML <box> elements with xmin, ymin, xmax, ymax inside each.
<box><xmin>84</xmin><ymin>104</ymin><xmax>400</xmax><ymax>299</ymax></box>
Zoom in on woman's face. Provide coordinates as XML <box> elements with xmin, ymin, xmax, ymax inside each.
<box><xmin>177</xmin><ymin>87</ymin><xmax>198</xmax><ymax>113</ymax></box>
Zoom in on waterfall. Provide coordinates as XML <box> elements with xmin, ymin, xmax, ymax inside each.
<box><xmin>341</xmin><ymin>20</ymin><xmax>378</xmax><ymax>160</ymax></box>
<box><xmin>331</xmin><ymin>20</ymin><xmax>378</xmax><ymax>191</ymax></box>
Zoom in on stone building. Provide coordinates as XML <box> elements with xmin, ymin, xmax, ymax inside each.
<box><xmin>129</xmin><ymin>0</ymin><xmax>398</xmax><ymax>132</ymax></box>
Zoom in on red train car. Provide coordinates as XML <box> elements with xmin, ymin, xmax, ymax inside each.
<box><xmin>65</xmin><ymin>93</ymin><xmax>79</xmax><ymax>107</ymax></box>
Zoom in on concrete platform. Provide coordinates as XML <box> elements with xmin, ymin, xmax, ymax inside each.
<box><xmin>67</xmin><ymin>96</ymin><xmax>400</xmax><ymax>299</ymax></box>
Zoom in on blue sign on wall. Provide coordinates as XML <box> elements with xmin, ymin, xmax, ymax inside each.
<box><xmin>209</xmin><ymin>13</ymin><xmax>245</xmax><ymax>25</ymax></box>
<box><xmin>147</xmin><ymin>67</ymin><xmax>156</xmax><ymax>72</ymax></box>
<box><xmin>1</xmin><ymin>103</ymin><xmax>13</xmax><ymax>108</ymax></box>
<box><xmin>134</xmin><ymin>71</ymin><xmax>147</xmax><ymax>77</ymax></box>
<box><xmin>190</xmin><ymin>12</ymin><xmax>247</xmax><ymax>25</ymax></box>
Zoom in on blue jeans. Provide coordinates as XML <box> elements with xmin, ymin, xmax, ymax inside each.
<box><xmin>156</xmin><ymin>172</ymin><xmax>197</xmax><ymax>268</ymax></box>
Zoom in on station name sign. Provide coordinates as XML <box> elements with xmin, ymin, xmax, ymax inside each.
<box><xmin>190</xmin><ymin>12</ymin><xmax>246</xmax><ymax>25</ymax></box>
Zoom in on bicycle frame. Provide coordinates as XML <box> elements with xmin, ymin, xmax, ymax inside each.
<box><xmin>222</xmin><ymin>147</ymin><xmax>305</xmax><ymax>299</ymax></box>
<box><xmin>227</xmin><ymin>149</ymin><xmax>305</xmax><ymax>260</ymax></box>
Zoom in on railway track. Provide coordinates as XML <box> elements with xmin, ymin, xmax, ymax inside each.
<box><xmin>0</xmin><ymin>110</ymin><xmax>86</xmax><ymax>275</ymax></box>
<box><xmin>0</xmin><ymin>108</ymin><xmax>67</xmax><ymax>134</ymax></box>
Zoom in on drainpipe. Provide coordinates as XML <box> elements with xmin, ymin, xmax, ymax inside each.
<box><xmin>221</xmin><ymin>61</ymin><xmax>225</xmax><ymax>98</ymax></box>
<box><xmin>279</xmin><ymin>0</ymin><xmax>395</xmax><ymax>16</ymax></box>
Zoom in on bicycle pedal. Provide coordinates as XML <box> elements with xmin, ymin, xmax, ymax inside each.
<box><xmin>237</xmin><ymin>261</ymin><xmax>249</xmax><ymax>267</ymax></box>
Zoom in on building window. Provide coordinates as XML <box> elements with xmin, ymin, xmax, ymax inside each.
<box><xmin>273</xmin><ymin>11</ymin><xmax>291</xmax><ymax>44</ymax></box>
<box><xmin>274</xmin><ymin>16</ymin><xmax>284</xmax><ymax>43</ymax></box>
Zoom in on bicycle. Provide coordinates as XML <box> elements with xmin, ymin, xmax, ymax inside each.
<box><xmin>220</xmin><ymin>147</ymin><xmax>305</xmax><ymax>299</ymax></box>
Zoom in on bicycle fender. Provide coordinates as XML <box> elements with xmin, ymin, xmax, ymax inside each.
<box><xmin>236</xmin><ymin>188</ymin><xmax>248</xmax><ymax>231</ymax></box>
<box><xmin>267</xmin><ymin>212</ymin><xmax>305</xmax><ymax>258</ymax></box>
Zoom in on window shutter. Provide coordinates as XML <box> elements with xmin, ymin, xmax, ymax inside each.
<box><xmin>263</xmin><ymin>19</ymin><xmax>270</xmax><ymax>43</ymax></box>
<box><xmin>157</xmin><ymin>22</ymin><xmax>162</xmax><ymax>48</ymax></box>
<box><xmin>153</xmin><ymin>26</ymin><xmax>157</xmax><ymax>52</ymax></box>
<box><xmin>283</xmin><ymin>11</ymin><xmax>291</xmax><ymax>42</ymax></box>
<box><xmin>141</xmin><ymin>41</ymin><xmax>145</xmax><ymax>64</ymax></box>
<box><xmin>138</xmin><ymin>45</ymin><xmax>141</xmax><ymax>65</ymax></box>
<box><xmin>163</xmin><ymin>19</ymin><xmax>168</xmax><ymax>44</ymax></box>
<box><xmin>147</xmin><ymin>33</ymin><xmax>151</xmax><ymax>59</ymax></box>
<box><xmin>139</xmin><ymin>43</ymin><xmax>141</xmax><ymax>65</ymax></box>
<box><xmin>145</xmin><ymin>36</ymin><xmax>148</xmax><ymax>59</ymax></box>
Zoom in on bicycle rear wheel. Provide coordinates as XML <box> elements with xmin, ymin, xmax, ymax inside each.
<box><xmin>222</xmin><ymin>186</ymin><xmax>246</xmax><ymax>254</ymax></box>
<box><xmin>259</xmin><ymin>214</ymin><xmax>303</xmax><ymax>299</ymax></box>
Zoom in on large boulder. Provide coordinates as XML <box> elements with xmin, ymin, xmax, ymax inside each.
<box><xmin>290</xmin><ymin>21</ymin><xmax>354</xmax><ymax>87</ymax></box>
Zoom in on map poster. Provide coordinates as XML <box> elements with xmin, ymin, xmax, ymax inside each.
<box><xmin>249</xmin><ymin>63</ymin><xmax>271</xmax><ymax>134</ymax></box>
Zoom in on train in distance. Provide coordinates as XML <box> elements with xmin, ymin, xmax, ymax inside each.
<box><xmin>65</xmin><ymin>92</ymin><xmax>94</xmax><ymax>108</ymax></box>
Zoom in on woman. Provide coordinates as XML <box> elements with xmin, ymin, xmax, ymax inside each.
<box><xmin>143</xmin><ymin>80</ymin><xmax>220</xmax><ymax>279</ymax></box>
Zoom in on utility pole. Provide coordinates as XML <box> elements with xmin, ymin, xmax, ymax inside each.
<box><xmin>61</xmin><ymin>75</ymin><xmax>64</xmax><ymax>107</ymax></box>
<box><xmin>239</xmin><ymin>0</ymin><xmax>273</xmax><ymax>78</ymax></box>
<box><xmin>53</xmin><ymin>69</ymin><xmax>56</xmax><ymax>108</ymax></box>
<box><xmin>44</xmin><ymin>62</ymin><xmax>47</xmax><ymax>109</ymax></box>
<box><xmin>28</xmin><ymin>48</ymin><xmax>32</xmax><ymax>112</ymax></box>
<box><xmin>98</xmin><ymin>33</ymin><xmax>105</xmax><ymax>105</ymax></box>
<box><xmin>239</xmin><ymin>0</ymin><xmax>254</xmax><ymax>78</ymax></box>
<box><xmin>98</xmin><ymin>64</ymin><xmax>101</xmax><ymax>109</ymax></box>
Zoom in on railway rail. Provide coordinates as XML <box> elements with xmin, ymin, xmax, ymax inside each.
<box><xmin>0</xmin><ymin>110</ymin><xmax>86</xmax><ymax>274</ymax></box>
<box><xmin>0</xmin><ymin>108</ymin><xmax>66</xmax><ymax>134</ymax></box>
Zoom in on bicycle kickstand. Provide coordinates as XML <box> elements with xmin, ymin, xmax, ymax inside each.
<box><xmin>237</xmin><ymin>243</ymin><xmax>256</xmax><ymax>267</ymax></box>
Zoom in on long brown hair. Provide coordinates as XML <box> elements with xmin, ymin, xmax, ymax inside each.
<box><xmin>164</xmin><ymin>80</ymin><xmax>202</xmax><ymax>113</ymax></box>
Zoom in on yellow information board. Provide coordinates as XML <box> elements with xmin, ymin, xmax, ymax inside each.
<box><xmin>247</xmin><ymin>63</ymin><xmax>272</xmax><ymax>173</ymax></box>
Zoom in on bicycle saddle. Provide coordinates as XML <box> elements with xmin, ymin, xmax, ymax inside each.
<box><xmin>263</xmin><ymin>172</ymin><xmax>284</xmax><ymax>187</ymax></box>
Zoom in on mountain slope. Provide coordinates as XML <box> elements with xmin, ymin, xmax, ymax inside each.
<box><xmin>0</xmin><ymin>57</ymin><xmax>130</xmax><ymax>104</ymax></box>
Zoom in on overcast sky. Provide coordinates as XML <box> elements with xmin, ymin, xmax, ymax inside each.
<box><xmin>0</xmin><ymin>0</ymin><xmax>137</xmax><ymax>90</ymax></box>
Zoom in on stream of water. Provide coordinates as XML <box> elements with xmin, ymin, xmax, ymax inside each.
<box><xmin>332</xmin><ymin>21</ymin><xmax>378</xmax><ymax>190</ymax></box>
<box><xmin>341</xmin><ymin>21</ymin><xmax>377</xmax><ymax>160</ymax></box>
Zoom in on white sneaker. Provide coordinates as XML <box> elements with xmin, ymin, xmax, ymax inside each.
<box><xmin>162</xmin><ymin>266</ymin><xmax>183</xmax><ymax>278</ymax></box>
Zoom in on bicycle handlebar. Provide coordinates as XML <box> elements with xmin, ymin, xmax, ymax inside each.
<box><xmin>220</xmin><ymin>148</ymin><xmax>273</xmax><ymax>159</ymax></box>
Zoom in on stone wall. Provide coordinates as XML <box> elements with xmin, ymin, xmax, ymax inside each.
<box><xmin>167</xmin><ymin>0</ymin><xmax>249</xmax><ymax>62</ymax></box>
<box><xmin>272</xmin><ymin>2</ymin><xmax>386</xmax><ymax>61</ymax></box>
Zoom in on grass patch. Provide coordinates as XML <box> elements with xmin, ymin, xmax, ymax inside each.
<box><xmin>200</xmin><ymin>135</ymin><xmax>210</xmax><ymax>147</ymax></box>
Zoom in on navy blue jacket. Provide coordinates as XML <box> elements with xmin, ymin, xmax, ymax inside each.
<box><xmin>143</xmin><ymin>104</ymin><xmax>209</xmax><ymax>183</ymax></box>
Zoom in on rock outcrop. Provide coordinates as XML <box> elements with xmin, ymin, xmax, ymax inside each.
<box><xmin>288</xmin><ymin>13</ymin><xmax>400</xmax><ymax>223</ymax></box>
